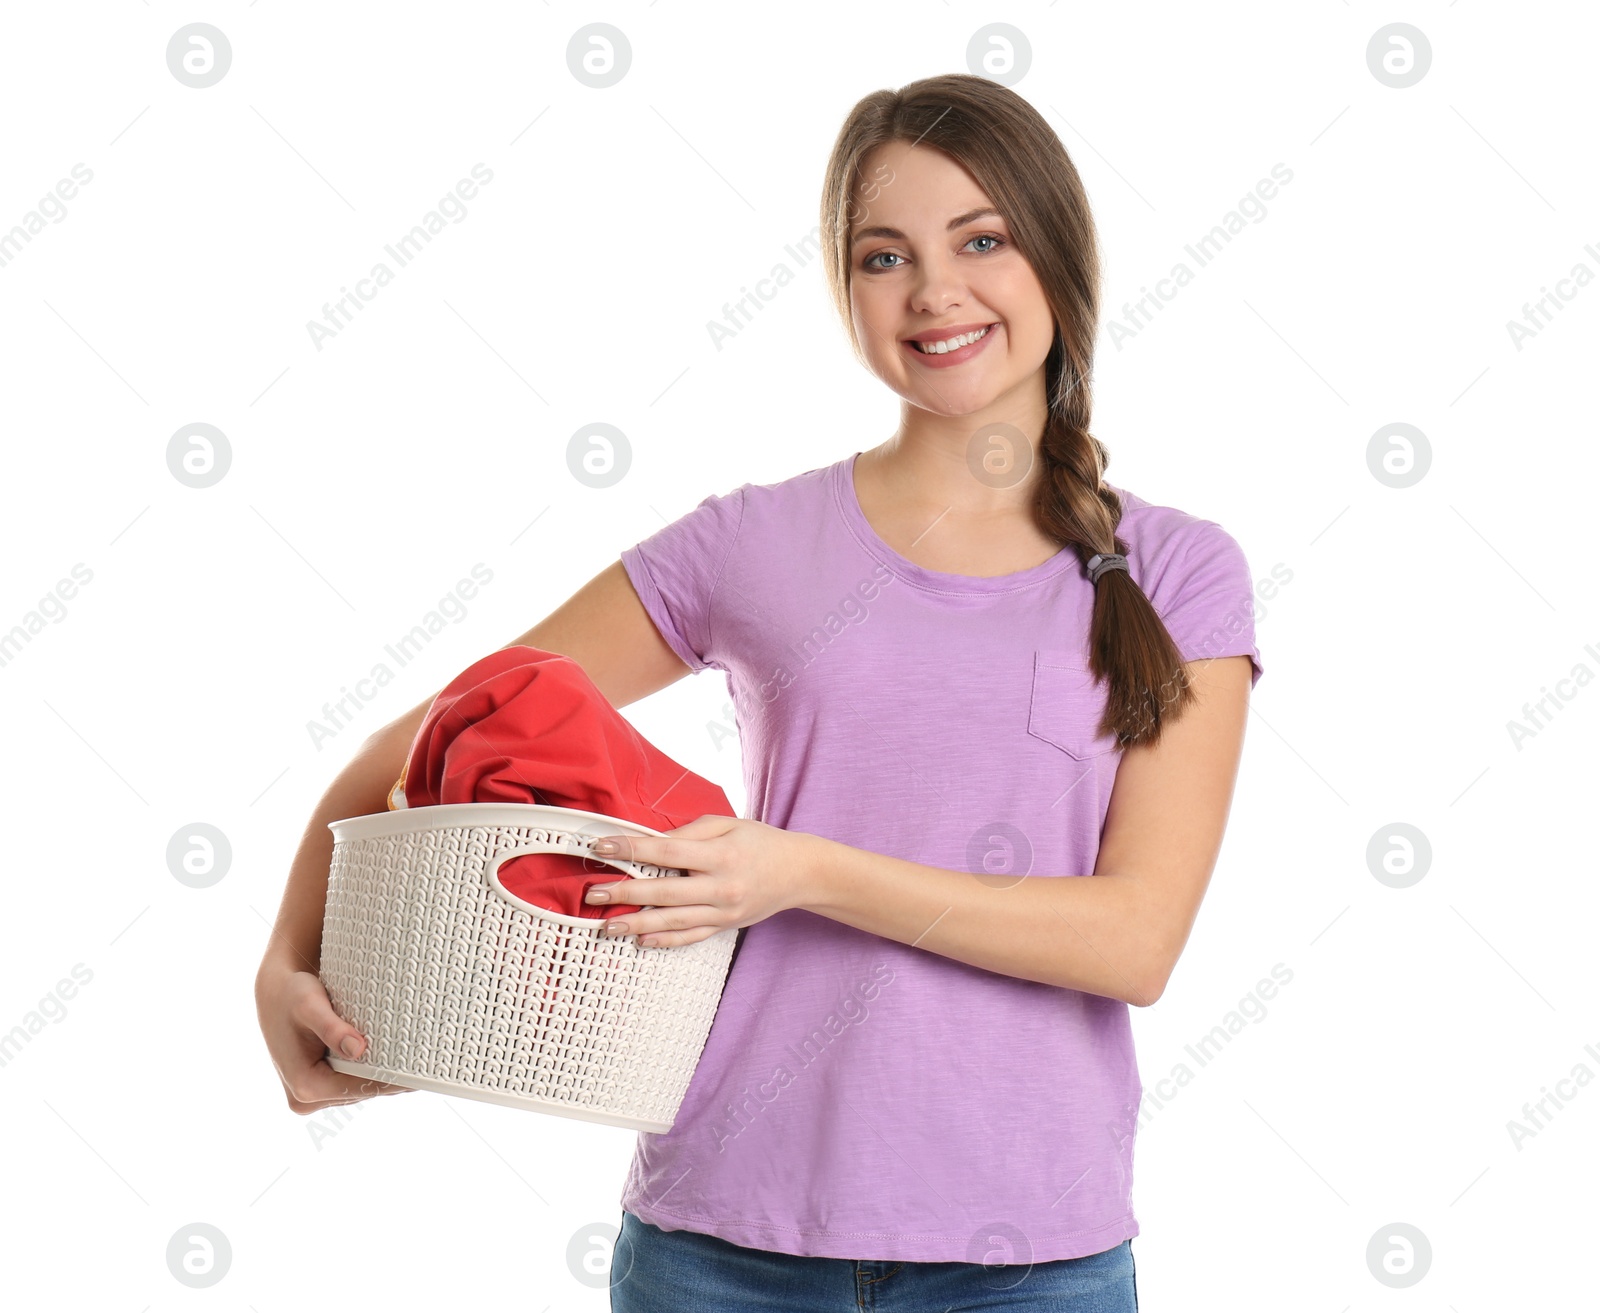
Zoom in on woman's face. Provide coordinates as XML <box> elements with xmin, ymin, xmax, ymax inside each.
<box><xmin>848</xmin><ymin>141</ymin><xmax>1055</xmax><ymax>419</ymax></box>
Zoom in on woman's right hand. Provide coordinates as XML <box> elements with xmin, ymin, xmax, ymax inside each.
<box><xmin>256</xmin><ymin>962</ymin><xmax>416</xmax><ymax>1112</ymax></box>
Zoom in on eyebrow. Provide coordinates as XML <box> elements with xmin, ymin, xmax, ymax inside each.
<box><xmin>849</xmin><ymin>206</ymin><xmax>1003</xmax><ymax>245</ymax></box>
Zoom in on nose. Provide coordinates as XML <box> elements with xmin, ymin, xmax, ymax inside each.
<box><xmin>907</xmin><ymin>250</ymin><xmax>967</xmax><ymax>318</ymax></box>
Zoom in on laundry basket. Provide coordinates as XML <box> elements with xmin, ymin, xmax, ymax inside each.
<box><xmin>318</xmin><ymin>802</ymin><xmax>737</xmax><ymax>1132</ymax></box>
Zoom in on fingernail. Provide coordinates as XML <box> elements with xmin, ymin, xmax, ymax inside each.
<box><xmin>593</xmin><ymin>839</ymin><xmax>620</xmax><ymax>855</ymax></box>
<box><xmin>586</xmin><ymin>887</ymin><xmax>609</xmax><ymax>903</ymax></box>
<box><xmin>340</xmin><ymin>1036</ymin><xmax>363</xmax><ymax>1059</ymax></box>
<box><xmin>605</xmin><ymin>921</ymin><xmax>629</xmax><ymax>936</ymax></box>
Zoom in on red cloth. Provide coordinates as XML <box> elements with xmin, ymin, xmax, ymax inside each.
<box><xmin>395</xmin><ymin>646</ymin><xmax>734</xmax><ymax>919</ymax></box>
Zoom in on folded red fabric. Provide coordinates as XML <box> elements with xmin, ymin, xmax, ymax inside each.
<box><xmin>393</xmin><ymin>645</ymin><xmax>734</xmax><ymax>919</ymax></box>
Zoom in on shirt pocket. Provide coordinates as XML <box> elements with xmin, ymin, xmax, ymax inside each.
<box><xmin>1027</xmin><ymin>648</ymin><xmax>1121</xmax><ymax>760</ymax></box>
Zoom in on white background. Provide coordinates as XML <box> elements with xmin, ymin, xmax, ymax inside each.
<box><xmin>1</xmin><ymin>2</ymin><xmax>1595</xmax><ymax>1308</ymax></box>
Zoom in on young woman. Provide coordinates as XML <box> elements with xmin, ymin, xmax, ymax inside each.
<box><xmin>256</xmin><ymin>73</ymin><xmax>1262</xmax><ymax>1312</ymax></box>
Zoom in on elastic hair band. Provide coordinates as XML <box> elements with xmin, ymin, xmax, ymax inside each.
<box><xmin>1085</xmin><ymin>552</ymin><xmax>1129</xmax><ymax>585</ymax></box>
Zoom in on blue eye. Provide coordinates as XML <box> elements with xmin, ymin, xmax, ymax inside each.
<box><xmin>862</xmin><ymin>234</ymin><xmax>1006</xmax><ymax>272</ymax></box>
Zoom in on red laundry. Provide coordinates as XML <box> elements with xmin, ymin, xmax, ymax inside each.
<box><xmin>390</xmin><ymin>645</ymin><xmax>735</xmax><ymax>920</ymax></box>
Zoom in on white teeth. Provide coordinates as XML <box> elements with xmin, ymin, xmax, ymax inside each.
<box><xmin>913</xmin><ymin>325</ymin><xmax>992</xmax><ymax>354</ymax></box>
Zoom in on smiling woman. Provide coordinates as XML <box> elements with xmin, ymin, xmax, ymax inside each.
<box><xmin>594</xmin><ymin>72</ymin><xmax>1266</xmax><ymax>1313</ymax></box>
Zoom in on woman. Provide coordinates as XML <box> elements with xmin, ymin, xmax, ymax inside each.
<box><xmin>256</xmin><ymin>74</ymin><xmax>1262</xmax><ymax>1311</ymax></box>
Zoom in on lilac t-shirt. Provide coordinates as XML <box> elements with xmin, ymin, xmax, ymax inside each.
<box><xmin>616</xmin><ymin>451</ymin><xmax>1263</xmax><ymax>1264</ymax></box>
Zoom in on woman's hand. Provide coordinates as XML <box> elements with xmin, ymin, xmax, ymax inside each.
<box><xmin>583</xmin><ymin>815</ymin><xmax>823</xmax><ymax>948</ymax></box>
<box><xmin>255</xmin><ymin>962</ymin><xmax>418</xmax><ymax>1112</ymax></box>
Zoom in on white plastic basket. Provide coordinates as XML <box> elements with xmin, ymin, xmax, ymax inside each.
<box><xmin>318</xmin><ymin>802</ymin><xmax>736</xmax><ymax>1132</ymax></box>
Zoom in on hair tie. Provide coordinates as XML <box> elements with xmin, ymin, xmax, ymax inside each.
<box><xmin>1085</xmin><ymin>552</ymin><xmax>1128</xmax><ymax>585</ymax></box>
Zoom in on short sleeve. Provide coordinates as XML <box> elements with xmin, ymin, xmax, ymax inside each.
<box><xmin>620</xmin><ymin>486</ymin><xmax>746</xmax><ymax>673</ymax></box>
<box><xmin>1150</xmin><ymin>519</ymin><xmax>1264</xmax><ymax>688</ymax></box>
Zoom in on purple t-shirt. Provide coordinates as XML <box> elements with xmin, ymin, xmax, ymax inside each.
<box><xmin>616</xmin><ymin>451</ymin><xmax>1263</xmax><ymax>1264</ymax></box>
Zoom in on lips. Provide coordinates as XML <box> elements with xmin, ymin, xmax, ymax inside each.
<box><xmin>901</xmin><ymin>321</ymin><xmax>1000</xmax><ymax>368</ymax></box>
<box><xmin>904</xmin><ymin>321</ymin><xmax>998</xmax><ymax>350</ymax></box>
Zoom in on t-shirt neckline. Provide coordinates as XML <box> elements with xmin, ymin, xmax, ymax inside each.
<box><xmin>833</xmin><ymin>451</ymin><xmax>1081</xmax><ymax>593</ymax></box>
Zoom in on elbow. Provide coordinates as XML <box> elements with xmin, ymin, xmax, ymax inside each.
<box><xmin>1128</xmin><ymin>955</ymin><xmax>1173</xmax><ymax>1008</ymax></box>
<box><xmin>1126</xmin><ymin>913</ymin><xmax>1187</xmax><ymax>1006</ymax></box>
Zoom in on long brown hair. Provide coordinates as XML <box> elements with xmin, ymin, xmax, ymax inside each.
<box><xmin>819</xmin><ymin>72</ymin><xmax>1196</xmax><ymax>749</ymax></box>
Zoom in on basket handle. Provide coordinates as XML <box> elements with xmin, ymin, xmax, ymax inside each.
<box><xmin>484</xmin><ymin>833</ymin><xmax>669</xmax><ymax>920</ymax></box>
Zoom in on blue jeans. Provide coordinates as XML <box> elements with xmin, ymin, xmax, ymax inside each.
<box><xmin>609</xmin><ymin>1210</ymin><xmax>1138</xmax><ymax>1311</ymax></box>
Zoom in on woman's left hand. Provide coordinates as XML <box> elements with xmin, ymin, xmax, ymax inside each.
<box><xmin>583</xmin><ymin>815</ymin><xmax>822</xmax><ymax>948</ymax></box>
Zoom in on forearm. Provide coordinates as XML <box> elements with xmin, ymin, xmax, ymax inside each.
<box><xmin>255</xmin><ymin>715</ymin><xmax>420</xmax><ymax>984</ymax></box>
<box><xmin>803</xmin><ymin>837</ymin><xmax>1164</xmax><ymax>1005</ymax></box>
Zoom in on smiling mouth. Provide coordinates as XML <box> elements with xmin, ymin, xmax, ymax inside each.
<box><xmin>908</xmin><ymin>324</ymin><xmax>997</xmax><ymax>354</ymax></box>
